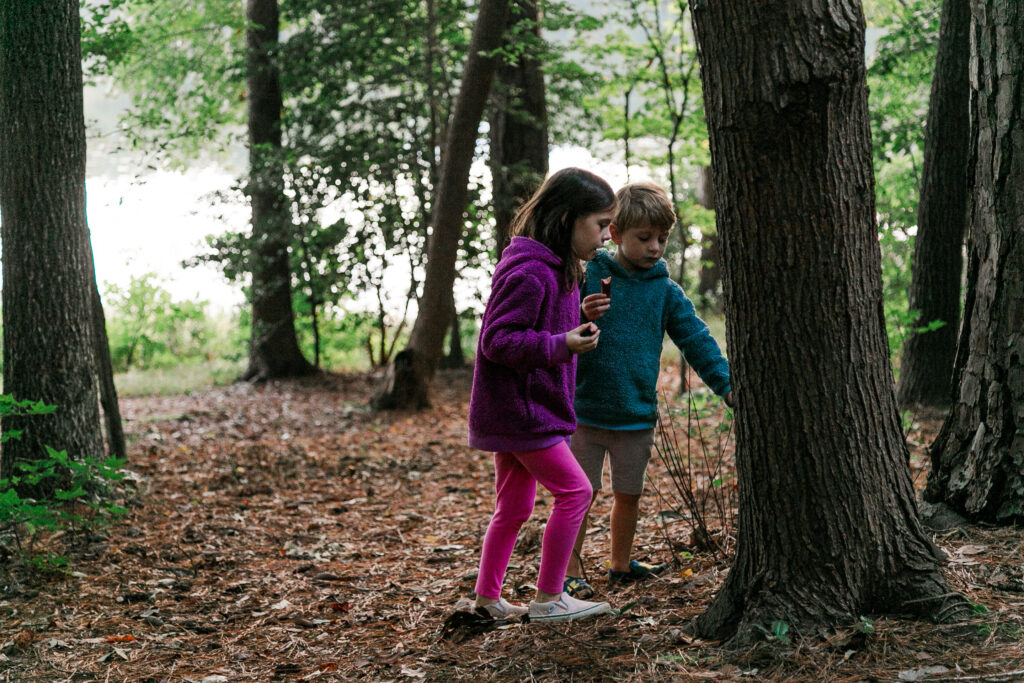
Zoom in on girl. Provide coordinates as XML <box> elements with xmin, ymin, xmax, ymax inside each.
<box><xmin>468</xmin><ymin>167</ymin><xmax>616</xmax><ymax>622</ymax></box>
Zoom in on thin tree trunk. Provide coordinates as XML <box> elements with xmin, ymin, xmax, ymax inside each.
<box><xmin>623</xmin><ymin>85</ymin><xmax>633</xmax><ymax>182</ymax></box>
<box><xmin>90</xmin><ymin>257</ymin><xmax>126</xmax><ymax>460</ymax></box>
<box><xmin>896</xmin><ymin>0</ymin><xmax>971</xmax><ymax>409</ymax></box>
<box><xmin>695</xmin><ymin>164</ymin><xmax>721</xmax><ymax>313</ymax></box>
<box><xmin>690</xmin><ymin>0</ymin><xmax>963</xmax><ymax>645</ymax></box>
<box><xmin>439</xmin><ymin>302</ymin><xmax>465</xmax><ymax>370</ymax></box>
<box><xmin>0</xmin><ymin>0</ymin><xmax>105</xmax><ymax>487</ymax></box>
<box><xmin>925</xmin><ymin>0</ymin><xmax>1024</xmax><ymax>522</ymax></box>
<box><xmin>375</xmin><ymin>0</ymin><xmax>509</xmax><ymax>410</ymax></box>
<box><xmin>489</xmin><ymin>0</ymin><xmax>548</xmax><ymax>261</ymax></box>
<box><xmin>243</xmin><ymin>0</ymin><xmax>313</xmax><ymax>382</ymax></box>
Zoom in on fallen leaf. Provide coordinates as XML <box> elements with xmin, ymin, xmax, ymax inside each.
<box><xmin>898</xmin><ymin>665</ymin><xmax>951</xmax><ymax>681</ymax></box>
<box><xmin>956</xmin><ymin>545</ymin><xmax>987</xmax><ymax>555</ymax></box>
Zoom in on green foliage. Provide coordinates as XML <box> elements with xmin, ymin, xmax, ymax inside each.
<box><xmin>0</xmin><ymin>396</ymin><xmax>128</xmax><ymax>569</ymax></box>
<box><xmin>755</xmin><ymin>619</ymin><xmax>791</xmax><ymax>645</ymax></box>
<box><xmin>81</xmin><ymin>0</ymin><xmax>135</xmax><ymax>80</ymax></box>
<box><xmin>107</xmin><ymin>0</ymin><xmax>246</xmax><ymax>161</ymax></box>
<box><xmin>103</xmin><ymin>273</ymin><xmax>240</xmax><ymax>371</ymax></box>
<box><xmin>856</xmin><ymin>616</ymin><xmax>875</xmax><ymax>634</ymax></box>
<box><xmin>867</xmin><ymin>0</ymin><xmax>940</xmax><ymax>362</ymax></box>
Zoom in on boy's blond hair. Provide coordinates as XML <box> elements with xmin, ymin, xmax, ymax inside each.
<box><xmin>614</xmin><ymin>182</ymin><xmax>676</xmax><ymax>233</ymax></box>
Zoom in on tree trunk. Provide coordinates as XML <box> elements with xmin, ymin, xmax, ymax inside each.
<box><xmin>0</xmin><ymin>0</ymin><xmax>105</xmax><ymax>487</ymax></box>
<box><xmin>243</xmin><ymin>0</ymin><xmax>312</xmax><ymax>382</ymax></box>
<box><xmin>374</xmin><ymin>0</ymin><xmax>509</xmax><ymax>410</ymax></box>
<box><xmin>90</xmin><ymin>261</ymin><xmax>126</xmax><ymax>461</ymax></box>
<box><xmin>895</xmin><ymin>0</ymin><xmax>971</xmax><ymax>409</ymax></box>
<box><xmin>690</xmin><ymin>0</ymin><xmax>963</xmax><ymax>645</ymax></box>
<box><xmin>695</xmin><ymin>165</ymin><xmax>721</xmax><ymax>313</ymax></box>
<box><xmin>439</xmin><ymin>305</ymin><xmax>465</xmax><ymax>370</ymax></box>
<box><xmin>924</xmin><ymin>0</ymin><xmax>1024</xmax><ymax>522</ymax></box>
<box><xmin>489</xmin><ymin>0</ymin><xmax>548</xmax><ymax>261</ymax></box>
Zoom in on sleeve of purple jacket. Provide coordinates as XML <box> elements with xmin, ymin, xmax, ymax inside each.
<box><xmin>479</xmin><ymin>271</ymin><xmax>571</xmax><ymax>369</ymax></box>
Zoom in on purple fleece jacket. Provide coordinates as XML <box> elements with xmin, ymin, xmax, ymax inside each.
<box><xmin>468</xmin><ymin>237</ymin><xmax>579</xmax><ymax>452</ymax></box>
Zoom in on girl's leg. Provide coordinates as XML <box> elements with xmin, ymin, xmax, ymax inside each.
<box><xmin>474</xmin><ymin>451</ymin><xmax>537</xmax><ymax>601</ymax></box>
<box><xmin>516</xmin><ymin>441</ymin><xmax>593</xmax><ymax>598</ymax></box>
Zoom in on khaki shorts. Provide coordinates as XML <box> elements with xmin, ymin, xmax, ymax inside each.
<box><xmin>570</xmin><ymin>424</ymin><xmax>655</xmax><ymax>496</ymax></box>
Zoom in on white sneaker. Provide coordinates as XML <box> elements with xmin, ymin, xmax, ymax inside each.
<box><xmin>528</xmin><ymin>592</ymin><xmax>612</xmax><ymax>623</ymax></box>
<box><xmin>479</xmin><ymin>598</ymin><xmax>528</xmax><ymax>619</ymax></box>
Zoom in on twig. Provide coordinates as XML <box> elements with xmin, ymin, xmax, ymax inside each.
<box><xmin>926</xmin><ymin>670</ymin><xmax>1024</xmax><ymax>682</ymax></box>
<box><xmin>900</xmin><ymin>592</ymin><xmax>961</xmax><ymax>606</ymax></box>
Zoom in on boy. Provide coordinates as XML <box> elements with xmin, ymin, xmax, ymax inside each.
<box><xmin>564</xmin><ymin>182</ymin><xmax>733</xmax><ymax>598</ymax></box>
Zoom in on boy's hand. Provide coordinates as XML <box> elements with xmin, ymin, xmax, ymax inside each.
<box><xmin>567</xmin><ymin>323</ymin><xmax>600</xmax><ymax>354</ymax></box>
<box><xmin>581</xmin><ymin>292</ymin><xmax>611</xmax><ymax>321</ymax></box>
<box><xmin>725</xmin><ymin>391</ymin><xmax>735</xmax><ymax>408</ymax></box>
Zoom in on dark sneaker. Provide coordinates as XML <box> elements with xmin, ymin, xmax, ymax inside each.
<box><xmin>608</xmin><ymin>559</ymin><xmax>670</xmax><ymax>584</ymax></box>
<box><xmin>563</xmin><ymin>576</ymin><xmax>595</xmax><ymax>599</ymax></box>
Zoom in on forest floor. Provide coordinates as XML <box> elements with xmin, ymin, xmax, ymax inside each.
<box><xmin>2</xmin><ymin>366</ymin><xmax>1024</xmax><ymax>682</ymax></box>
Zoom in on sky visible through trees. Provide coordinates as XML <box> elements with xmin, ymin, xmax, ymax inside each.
<box><xmin>74</xmin><ymin>8</ymin><xmax>881</xmax><ymax>316</ymax></box>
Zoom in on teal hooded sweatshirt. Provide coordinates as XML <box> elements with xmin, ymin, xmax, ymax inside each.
<box><xmin>575</xmin><ymin>250</ymin><xmax>731</xmax><ymax>430</ymax></box>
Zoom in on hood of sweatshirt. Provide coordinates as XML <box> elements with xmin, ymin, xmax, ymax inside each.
<box><xmin>594</xmin><ymin>249</ymin><xmax>670</xmax><ymax>281</ymax></box>
<box><xmin>495</xmin><ymin>236</ymin><xmax>563</xmax><ymax>280</ymax></box>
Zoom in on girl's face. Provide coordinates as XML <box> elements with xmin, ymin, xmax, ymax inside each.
<box><xmin>571</xmin><ymin>209</ymin><xmax>614</xmax><ymax>261</ymax></box>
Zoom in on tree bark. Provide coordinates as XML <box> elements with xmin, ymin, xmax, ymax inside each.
<box><xmin>895</xmin><ymin>0</ymin><xmax>971</xmax><ymax>409</ymax></box>
<box><xmin>0</xmin><ymin>0</ymin><xmax>105</xmax><ymax>487</ymax></box>
<box><xmin>690</xmin><ymin>0</ymin><xmax>963</xmax><ymax>645</ymax></box>
<box><xmin>489</xmin><ymin>0</ymin><xmax>549</xmax><ymax>261</ymax></box>
<box><xmin>695</xmin><ymin>164</ymin><xmax>721</xmax><ymax>313</ymax></box>
<box><xmin>924</xmin><ymin>0</ymin><xmax>1024</xmax><ymax>522</ymax></box>
<box><xmin>374</xmin><ymin>0</ymin><xmax>509</xmax><ymax>410</ymax></box>
<box><xmin>243</xmin><ymin>0</ymin><xmax>313</xmax><ymax>382</ymax></box>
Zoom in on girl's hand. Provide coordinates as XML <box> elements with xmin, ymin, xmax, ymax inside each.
<box><xmin>567</xmin><ymin>323</ymin><xmax>600</xmax><ymax>354</ymax></box>
<box><xmin>725</xmin><ymin>391</ymin><xmax>735</xmax><ymax>408</ymax></box>
<box><xmin>581</xmin><ymin>293</ymin><xmax>610</xmax><ymax>321</ymax></box>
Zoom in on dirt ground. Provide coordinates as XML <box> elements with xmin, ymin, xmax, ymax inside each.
<box><xmin>2</xmin><ymin>366</ymin><xmax>1023</xmax><ymax>682</ymax></box>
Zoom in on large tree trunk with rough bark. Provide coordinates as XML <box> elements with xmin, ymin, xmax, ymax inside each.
<box><xmin>489</xmin><ymin>0</ymin><xmax>548</xmax><ymax>260</ymax></box>
<box><xmin>243</xmin><ymin>0</ymin><xmax>313</xmax><ymax>382</ymax></box>
<box><xmin>375</xmin><ymin>0</ymin><xmax>509</xmax><ymax>410</ymax></box>
<box><xmin>0</xmin><ymin>0</ymin><xmax>106</xmax><ymax>488</ymax></box>
<box><xmin>924</xmin><ymin>0</ymin><xmax>1024</xmax><ymax>522</ymax></box>
<box><xmin>690</xmin><ymin>0</ymin><xmax>963</xmax><ymax>645</ymax></box>
<box><xmin>895</xmin><ymin>0</ymin><xmax>971</xmax><ymax>409</ymax></box>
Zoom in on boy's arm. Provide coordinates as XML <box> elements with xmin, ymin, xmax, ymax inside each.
<box><xmin>479</xmin><ymin>272</ymin><xmax>571</xmax><ymax>369</ymax></box>
<box><xmin>665</xmin><ymin>284</ymin><xmax>732</xmax><ymax>397</ymax></box>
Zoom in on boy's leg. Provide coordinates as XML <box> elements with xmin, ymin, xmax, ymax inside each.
<box><xmin>609</xmin><ymin>491</ymin><xmax>642</xmax><ymax>573</ymax></box>
<box><xmin>515</xmin><ymin>441</ymin><xmax>592</xmax><ymax>599</ymax></box>
<box><xmin>474</xmin><ymin>451</ymin><xmax>537</xmax><ymax>602</ymax></box>
<box><xmin>605</xmin><ymin>428</ymin><xmax>655</xmax><ymax>574</ymax></box>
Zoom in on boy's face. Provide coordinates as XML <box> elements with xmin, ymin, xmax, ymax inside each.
<box><xmin>611</xmin><ymin>220</ymin><xmax>669</xmax><ymax>273</ymax></box>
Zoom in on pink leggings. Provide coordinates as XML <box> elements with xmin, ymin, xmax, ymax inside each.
<box><xmin>474</xmin><ymin>441</ymin><xmax>593</xmax><ymax>599</ymax></box>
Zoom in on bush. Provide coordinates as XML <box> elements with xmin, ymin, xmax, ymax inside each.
<box><xmin>104</xmin><ymin>273</ymin><xmax>244</xmax><ymax>371</ymax></box>
<box><xmin>0</xmin><ymin>395</ymin><xmax>127</xmax><ymax>570</ymax></box>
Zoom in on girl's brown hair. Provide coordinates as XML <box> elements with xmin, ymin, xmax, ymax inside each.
<box><xmin>510</xmin><ymin>167</ymin><xmax>616</xmax><ymax>290</ymax></box>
